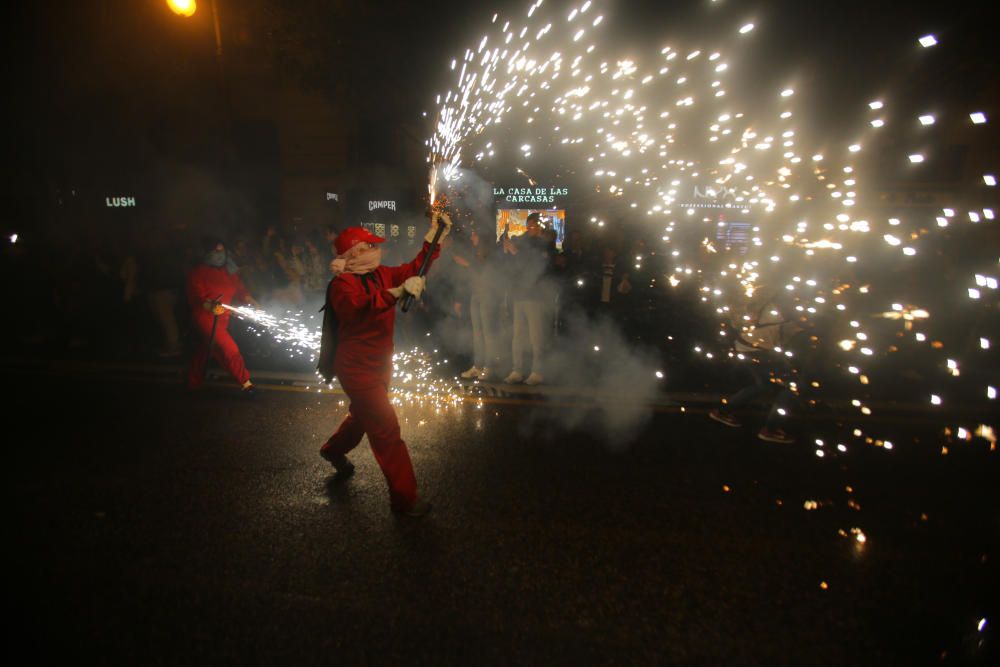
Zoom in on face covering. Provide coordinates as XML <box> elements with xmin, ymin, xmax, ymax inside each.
<box><xmin>205</xmin><ymin>250</ymin><xmax>227</xmax><ymax>268</ymax></box>
<box><xmin>334</xmin><ymin>246</ymin><xmax>382</xmax><ymax>275</ymax></box>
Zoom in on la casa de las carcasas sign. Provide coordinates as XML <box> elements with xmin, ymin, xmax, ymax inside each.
<box><xmin>493</xmin><ymin>186</ymin><xmax>569</xmax><ymax>204</ymax></box>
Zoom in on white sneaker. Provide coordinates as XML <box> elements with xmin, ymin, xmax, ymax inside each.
<box><xmin>524</xmin><ymin>372</ymin><xmax>544</xmax><ymax>385</ymax></box>
<box><xmin>478</xmin><ymin>367</ymin><xmax>491</xmax><ymax>381</ymax></box>
<box><xmin>460</xmin><ymin>366</ymin><xmax>482</xmax><ymax>379</ymax></box>
<box><xmin>503</xmin><ymin>371</ymin><xmax>524</xmax><ymax>384</ymax></box>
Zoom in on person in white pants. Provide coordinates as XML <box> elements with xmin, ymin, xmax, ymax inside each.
<box><xmin>502</xmin><ymin>213</ymin><xmax>554</xmax><ymax>386</ymax></box>
<box><xmin>509</xmin><ymin>298</ymin><xmax>549</xmax><ymax>384</ymax></box>
<box><xmin>460</xmin><ymin>228</ymin><xmax>500</xmax><ymax>381</ymax></box>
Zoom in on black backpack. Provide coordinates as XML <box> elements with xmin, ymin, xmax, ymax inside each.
<box><xmin>316</xmin><ymin>272</ymin><xmax>381</xmax><ymax>383</ymax></box>
<box><xmin>316</xmin><ymin>282</ymin><xmax>339</xmax><ymax>384</ymax></box>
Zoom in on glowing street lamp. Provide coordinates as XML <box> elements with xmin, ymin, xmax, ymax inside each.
<box><xmin>166</xmin><ymin>0</ymin><xmax>225</xmax><ymax>65</ymax></box>
<box><xmin>166</xmin><ymin>0</ymin><xmax>197</xmax><ymax>18</ymax></box>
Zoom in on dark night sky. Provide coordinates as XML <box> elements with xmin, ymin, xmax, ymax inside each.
<box><xmin>8</xmin><ymin>1</ymin><xmax>996</xmax><ymax>129</ymax></box>
<box><xmin>2</xmin><ymin>0</ymin><xmax>997</xmax><ymax>226</ymax></box>
<box><xmin>7</xmin><ymin>1</ymin><xmax>997</xmax><ymax>143</ymax></box>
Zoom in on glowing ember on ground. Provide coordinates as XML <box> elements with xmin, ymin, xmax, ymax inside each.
<box><xmin>224</xmin><ymin>304</ymin><xmax>463</xmax><ymax>408</ymax></box>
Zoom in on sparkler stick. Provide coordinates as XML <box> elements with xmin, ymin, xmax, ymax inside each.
<box><xmin>401</xmin><ymin>219</ymin><xmax>446</xmax><ymax>313</ymax></box>
<box><xmin>204</xmin><ymin>294</ymin><xmax>223</xmax><ymax>380</ymax></box>
<box><xmin>428</xmin><ymin>161</ymin><xmax>439</xmax><ymax>213</ymax></box>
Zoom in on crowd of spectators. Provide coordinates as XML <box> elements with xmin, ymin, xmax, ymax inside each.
<box><xmin>0</xmin><ymin>212</ymin><xmax>715</xmax><ymax>385</ymax></box>
<box><xmin>414</xmin><ymin>212</ymin><xmax>714</xmax><ymax>385</ymax></box>
<box><xmin>7</xmin><ymin>206</ymin><xmax>992</xmax><ymax>437</ymax></box>
<box><xmin>0</xmin><ymin>220</ymin><xmax>347</xmax><ymax>362</ymax></box>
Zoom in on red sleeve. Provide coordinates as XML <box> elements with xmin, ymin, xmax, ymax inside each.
<box><xmin>330</xmin><ymin>274</ymin><xmax>398</xmax><ymax>321</ymax></box>
<box><xmin>387</xmin><ymin>241</ymin><xmax>440</xmax><ymax>287</ymax></box>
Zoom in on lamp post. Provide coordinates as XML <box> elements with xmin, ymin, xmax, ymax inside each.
<box><xmin>166</xmin><ymin>0</ymin><xmax>223</xmax><ymax>67</ymax></box>
<box><xmin>166</xmin><ymin>0</ymin><xmax>233</xmax><ymax>164</ymax></box>
<box><xmin>165</xmin><ymin>0</ymin><xmax>196</xmax><ymax>19</ymax></box>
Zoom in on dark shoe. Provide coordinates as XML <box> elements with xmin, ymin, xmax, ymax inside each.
<box><xmin>334</xmin><ymin>461</ymin><xmax>355</xmax><ymax>479</ymax></box>
<box><xmin>758</xmin><ymin>427</ymin><xmax>795</xmax><ymax>444</ymax></box>
<box><xmin>708</xmin><ymin>409</ymin><xmax>741</xmax><ymax>428</ymax></box>
<box><xmin>320</xmin><ymin>448</ymin><xmax>355</xmax><ymax>477</ymax></box>
<box><xmin>393</xmin><ymin>499</ymin><xmax>432</xmax><ymax>518</ymax></box>
<box><xmin>242</xmin><ymin>383</ymin><xmax>258</xmax><ymax>397</ymax></box>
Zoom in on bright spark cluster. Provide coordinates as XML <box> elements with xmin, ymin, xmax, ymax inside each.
<box><xmin>225</xmin><ymin>305</ymin><xmax>463</xmax><ymax>408</ymax></box>
<box><xmin>426</xmin><ymin>0</ymin><xmax>997</xmax><ymax>458</ymax></box>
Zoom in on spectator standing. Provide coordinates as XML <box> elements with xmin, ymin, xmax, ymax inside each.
<box><xmin>459</xmin><ymin>226</ymin><xmax>501</xmax><ymax>380</ymax></box>
<box><xmin>144</xmin><ymin>228</ymin><xmax>187</xmax><ymax>358</ymax></box>
<box><xmin>303</xmin><ymin>238</ymin><xmax>328</xmax><ymax>299</ymax></box>
<box><xmin>502</xmin><ymin>212</ymin><xmax>555</xmax><ymax>385</ymax></box>
<box><xmin>139</xmin><ymin>230</ymin><xmax>184</xmax><ymax>358</ymax></box>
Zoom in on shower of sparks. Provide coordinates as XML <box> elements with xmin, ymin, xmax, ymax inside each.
<box><xmin>223</xmin><ymin>305</ymin><xmax>463</xmax><ymax>408</ymax></box>
<box><xmin>425</xmin><ymin>0</ymin><xmax>997</xmax><ymax>457</ymax></box>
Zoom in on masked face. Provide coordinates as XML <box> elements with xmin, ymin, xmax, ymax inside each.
<box><xmin>341</xmin><ymin>242</ymin><xmax>382</xmax><ymax>274</ymax></box>
<box><xmin>355</xmin><ymin>242</ymin><xmax>382</xmax><ymax>267</ymax></box>
<box><xmin>206</xmin><ymin>249</ymin><xmax>227</xmax><ymax>267</ymax></box>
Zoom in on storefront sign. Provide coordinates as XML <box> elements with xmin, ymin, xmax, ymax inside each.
<box><xmin>368</xmin><ymin>200</ymin><xmax>397</xmax><ymax>212</ymax></box>
<box><xmin>492</xmin><ymin>186</ymin><xmax>569</xmax><ymax>204</ymax></box>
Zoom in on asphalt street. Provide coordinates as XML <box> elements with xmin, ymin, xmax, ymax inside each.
<box><xmin>7</xmin><ymin>371</ymin><xmax>998</xmax><ymax>665</ymax></box>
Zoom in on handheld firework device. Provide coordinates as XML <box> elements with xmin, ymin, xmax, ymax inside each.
<box><xmin>401</xmin><ymin>220</ymin><xmax>445</xmax><ymax>313</ymax></box>
<box><xmin>206</xmin><ymin>294</ymin><xmax>224</xmax><ymax>354</ymax></box>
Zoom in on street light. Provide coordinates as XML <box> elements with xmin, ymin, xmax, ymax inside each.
<box><xmin>167</xmin><ymin>0</ymin><xmax>223</xmax><ymax>61</ymax></box>
<box><xmin>165</xmin><ymin>0</ymin><xmax>231</xmax><ymax>159</ymax></box>
<box><xmin>166</xmin><ymin>0</ymin><xmax>197</xmax><ymax>17</ymax></box>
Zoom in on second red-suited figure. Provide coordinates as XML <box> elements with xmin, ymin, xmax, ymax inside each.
<box><xmin>186</xmin><ymin>237</ymin><xmax>262</xmax><ymax>395</ymax></box>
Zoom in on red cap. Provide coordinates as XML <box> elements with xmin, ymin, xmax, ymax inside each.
<box><xmin>335</xmin><ymin>226</ymin><xmax>385</xmax><ymax>255</ymax></box>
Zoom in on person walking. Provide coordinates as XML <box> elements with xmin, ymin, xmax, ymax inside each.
<box><xmin>318</xmin><ymin>213</ymin><xmax>451</xmax><ymax>517</ymax></box>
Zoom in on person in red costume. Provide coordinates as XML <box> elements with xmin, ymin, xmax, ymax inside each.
<box><xmin>319</xmin><ymin>212</ymin><xmax>452</xmax><ymax>517</ymax></box>
<box><xmin>186</xmin><ymin>237</ymin><xmax>262</xmax><ymax>394</ymax></box>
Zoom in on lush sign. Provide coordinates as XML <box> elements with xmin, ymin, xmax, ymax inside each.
<box><xmin>106</xmin><ymin>196</ymin><xmax>136</xmax><ymax>208</ymax></box>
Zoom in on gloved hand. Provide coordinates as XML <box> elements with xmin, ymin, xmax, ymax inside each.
<box><xmin>424</xmin><ymin>211</ymin><xmax>453</xmax><ymax>243</ymax></box>
<box><xmin>203</xmin><ymin>299</ymin><xmax>225</xmax><ymax>315</ymax></box>
<box><xmin>388</xmin><ymin>285</ymin><xmax>405</xmax><ymax>299</ymax></box>
<box><xmin>402</xmin><ymin>276</ymin><xmax>426</xmax><ymax>299</ymax></box>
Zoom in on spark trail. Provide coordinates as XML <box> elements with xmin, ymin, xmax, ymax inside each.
<box><xmin>425</xmin><ymin>0</ymin><xmax>998</xmax><ymax>457</ymax></box>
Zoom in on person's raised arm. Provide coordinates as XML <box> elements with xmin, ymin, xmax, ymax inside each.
<box><xmin>387</xmin><ymin>211</ymin><xmax>451</xmax><ymax>285</ymax></box>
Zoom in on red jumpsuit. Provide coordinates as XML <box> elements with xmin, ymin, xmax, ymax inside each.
<box><xmin>320</xmin><ymin>242</ymin><xmax>439</xmax><ymax>510</ymax></box>
<box><xmin>186</xmin><ymin>264</ymin><xmax>252</xmax><ymax>389</ymax></box>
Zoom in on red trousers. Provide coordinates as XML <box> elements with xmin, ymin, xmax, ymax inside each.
<box><xmin>321</xmin><ymin>365</ymin><xmax>418</xmax><ymax>509</ymax></box>
<box><xmin>187</xmin><ymin>314</ymin><xmax>250</xmax><ymax>389</ymax></box>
